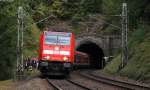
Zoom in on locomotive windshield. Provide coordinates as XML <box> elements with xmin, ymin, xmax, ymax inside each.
<box><xmin>45</xmin><ymin>35</ymin><xmax>70</xmax><ymax>45</ymax></box>
<box><xmin>45</xmin><ymin>35</ymin><xmax>57</xmax><ymax>45</ymax></box>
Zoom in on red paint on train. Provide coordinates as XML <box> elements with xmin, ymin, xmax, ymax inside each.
<box><xmin>38</xmin><ymin>31</ymin><xmax>75</xmax><ymax>75</ymax></box>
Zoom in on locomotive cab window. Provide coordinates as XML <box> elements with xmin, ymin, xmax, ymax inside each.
<box><xmin>45</xmin><ymin>35</ymin><xmax>70</xmax><ymax>45</ymax></box>
<box><xmin>58</xmin><ymin>36</ymin><xmax>70</xmax><ymax>45</ymax></box>
<box><xmin>45</xmin><ymin>35</ymin><xmax>57</xmax><ymax>45</ymax></box>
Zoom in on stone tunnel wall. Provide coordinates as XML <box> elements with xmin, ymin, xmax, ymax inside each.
<box><xmin>75</xmin><ymin>35</ymin><xmax>121</xmax><ymax>68</ymax></box>
<box><xmin>76</xmin><ymin>35</ymin><xmax>121</xmax><ymax>57</ymax></box>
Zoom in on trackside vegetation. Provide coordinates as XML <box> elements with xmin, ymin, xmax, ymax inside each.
<box><xmin>103</xmin><ymin>0</ymin><xmax>150</xmax><ymax>83</ymax></box>
<box><xmin>104</xmin><ymin>24</ymin><xmax>150</xmax><ymax>82</ymax></box>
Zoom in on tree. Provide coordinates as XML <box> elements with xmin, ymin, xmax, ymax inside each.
<box><xmin>0</xmin><ymin>0</ymin><xmax>40</xmax><ymax>80</ymax></box>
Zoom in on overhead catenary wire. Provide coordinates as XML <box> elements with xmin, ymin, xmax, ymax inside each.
<box><xmin>87</xmin><ymin>14</ymin><xmax>122</xmax><ymax>30</ymax></box>
<box><xmin>23</xmin><ymin>15</ymin><xmax>56</xmax><ymax>30</ymax></box>
<box><xmin>33</xmin><ymin>15</ymin><xmax>56</xmax><ymax>25</ymax></box>
<box><xmin>99</xmin><ymin>18</ymin><xmax>121</xmax><ymax>30</ymax></box>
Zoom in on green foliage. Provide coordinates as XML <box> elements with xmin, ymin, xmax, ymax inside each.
<box><xmin>79</xmin><ymin>0</ymin><xmax>102</xmax><ymax>15</ymax></box>
<box><xmin>103</xmin><ymin>55</ymin><xmax>121</xmax><ymax>74</ymax></box>
<box><xmin>104</xmin><ymin>24</ymin><xmax>150</xmax><ymax>82</ymax></box>
<box><xmin>119</xmin><ymin>24</ymin><xmax>150</xmax><ymax>81</ymax></box>
<box><xmin>0</xmin><ymin>0</ymin><xmax>40</xmax><ymax>80</ymax></box>
<box><xmin>128</xmin><ymin>25</ymin><xmax>147</xmax><ymax>49</ymax></box>
<box><xmin>24</xmin><ymin>24</ymin><xmax>40</xmax><ymax>58</ymax></box>
<box><xmin>102</xmin><ymin>0</ymin><xmax>121</xmax><ymax>14</ymax></box>
<box><xmin>0</xmin><ymin>1</ymin><xmax>18</xmax><ymax>80</ymax></box>
<box><xmin>127</xmin><ymin>0</ymin><xmax>149</xmax><ymax>27</ymax></box>
<box><xmin>102</xmin><ymin>1</ymin><xmax>150</xmax><ymax>82</ymax></box>
<box><xmin>26</xmin><ymin>0</ymin><xmax>103</xmax><ymax>30</ymax></box>
<box><xmin>120</xmin><ymin>39</ymin><xmax>150</xmax><ymax>81</ymax></box>
<box><xmin>32</xmin><ymin>0</ymin><xmax>102</xmax><ymax>20</ymax></box>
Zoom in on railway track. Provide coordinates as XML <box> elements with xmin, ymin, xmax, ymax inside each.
<box><xmin>70</xmin><ymin>70</ymin><xmax>127</xmax><ymax>90</ymax></box>
<box><xmin>79</xmin><ymin>70</ymin><xmax>150</xmax><ymax>90</ymax></box>
<box><xmin>46</xmin><ymin>78</ymin><xmax>91</xmax><ymax>90</ymax></box>
<box><xmin>45</xmin><ymin>70</ymin><xmax>150</xmax><ymax>90</ymax></box>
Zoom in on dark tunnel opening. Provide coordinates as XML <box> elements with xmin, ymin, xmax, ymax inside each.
<box><xmin>76</xmin><ymin>41</ymin><xmax>105</xmax><ymax>69</ymax></box>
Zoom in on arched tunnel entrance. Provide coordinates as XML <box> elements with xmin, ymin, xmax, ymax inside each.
<box><xmin>76</xmin><ymin>41</ymin><xmax>105</xmax><ymax>69</ymax></box>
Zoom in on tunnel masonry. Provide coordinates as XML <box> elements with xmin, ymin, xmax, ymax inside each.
<box><xmin>75</xmin><ymin>34</ymin><xmax>121</xmax><ymax>69</ymax></box>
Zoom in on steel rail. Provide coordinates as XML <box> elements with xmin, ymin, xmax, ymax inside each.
<box><xmin>66</xmin><ymin>79</ymin><xmax>92</xmax><ymax>90</ymax></box>
<box><xmin>46</xmin><ymin>78</ymin><xmax>63</xmax><ymax>90</ymax></box>
<box><xmin>47</xmin><ymin>78</ymin><xmax>91</xmax><ymax>90</ymax></box>
<box><xmin>80</xmin><ymin>70</ymin><xmax>150</xmax><ymax>90</ymax></box>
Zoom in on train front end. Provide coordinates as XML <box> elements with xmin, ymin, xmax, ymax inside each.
<box><xmin>39</xmin><ymin>31</ymin><xmax>74</xmax><ymax>75</ymax></box>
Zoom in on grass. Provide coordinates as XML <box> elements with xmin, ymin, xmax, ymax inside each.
<box><xmin>25</xmin><ymin>68</ymin><xmax>41</xmax><ymax>78</ymax></box>
<box><xmin>0</xmin><ymin>69</ymin><xmax>40</xmax><ymax>90</ymax></box>
<box><xmin>103</xmin><ymin>55</ymin><xmax>121</xmax><ymax>74</ymax></box>
<box><xmin>0</xmin><ymin>80</ymin><xmax>15</xmax><ymax>90</ymax></box>
<box><xmin>103</xmin><ymin>24</ymin><xmax>150</xmax><ymax>83</ymax></box>
<box><xmin>120</xmin><ymin>41</ymin><xmax>150</xmax><ymax>82</ymax></box>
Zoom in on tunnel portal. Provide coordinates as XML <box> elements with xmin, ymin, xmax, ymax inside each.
<box><xmin>76</xmin><ymin>41</ymin><xmax>105</xmax><ymax>69</ymax></box>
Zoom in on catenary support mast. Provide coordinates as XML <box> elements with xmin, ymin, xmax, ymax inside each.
<box><xmin>121</xmin><ymin>2</ymin><xmax>128</xmax><ymax>68</ymax></box>
<box><xmin>16</xmin><ymin>6</ymin><xmax>24</xmax><ymax>80</ymax></box>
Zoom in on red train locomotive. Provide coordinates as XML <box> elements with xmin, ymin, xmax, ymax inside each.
<box><xmin>38</xmin><ymin>31</ymin><xmax>75</xmax><ymax>75</ymax></box>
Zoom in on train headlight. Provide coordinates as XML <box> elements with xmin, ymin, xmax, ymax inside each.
<box><xmin>63</xmin><ymin>56</ymin><xmax>68</xmax><ymax>61</ymax></box>
<box><xmin>43</xmin><ymin>56</ymin><xmax>50</xmax><ymax>60</ymax></box>
<box><xmin>46</xmin><ymin>56</ymin><xmax>50</xmax><ymax>59</ymax></box>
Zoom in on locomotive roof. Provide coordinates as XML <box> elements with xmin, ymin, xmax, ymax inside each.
<box><xmin>44</xmin><ymin>31</ymin><xmax>71</xmax><ymax>36</ymax></box>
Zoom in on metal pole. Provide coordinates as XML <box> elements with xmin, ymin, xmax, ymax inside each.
<box><xmin>16</xmin><ymin>6</ymin><xmax>24</xmax><ymax>80</ymax></box>
<box><xmin>21</xmin><ymin>11</ymin><xmax>24</xmax><ymax>72</ymax></box>
<box><xmin>17</xmin><ymin>13</ymin><xmax>20</xmax><ymax>72</ymax></box>
<box><xmin>121</xmin><ymin>2</ymin><xmax>128</xmax><ymax>68</ymax></box>
<box><xmin>17</xmin><ymin>6</ymin><xmax>23</xmax><ymax>72</ymax></box>
<box><xmin>125</xmin><ymin>2</ymin><xmax>128</xmax><ymax>66</ymax></box>
<box><xmin>19</xmin><ymin>6</ymin><xmax>24</xmax><ymax>72</ymax></box>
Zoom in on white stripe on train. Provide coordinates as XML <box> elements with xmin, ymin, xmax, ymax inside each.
<box><xmin>43</xmin><ymin>50</ymin><xmax>70</xmax><ymax>55</ymax></box>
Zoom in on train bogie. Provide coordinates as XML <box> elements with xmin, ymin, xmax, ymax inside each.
<box><xmin>39</xmin><ymin>61</ymin><xmax>71</xmax><ymax>75</ymax></box>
